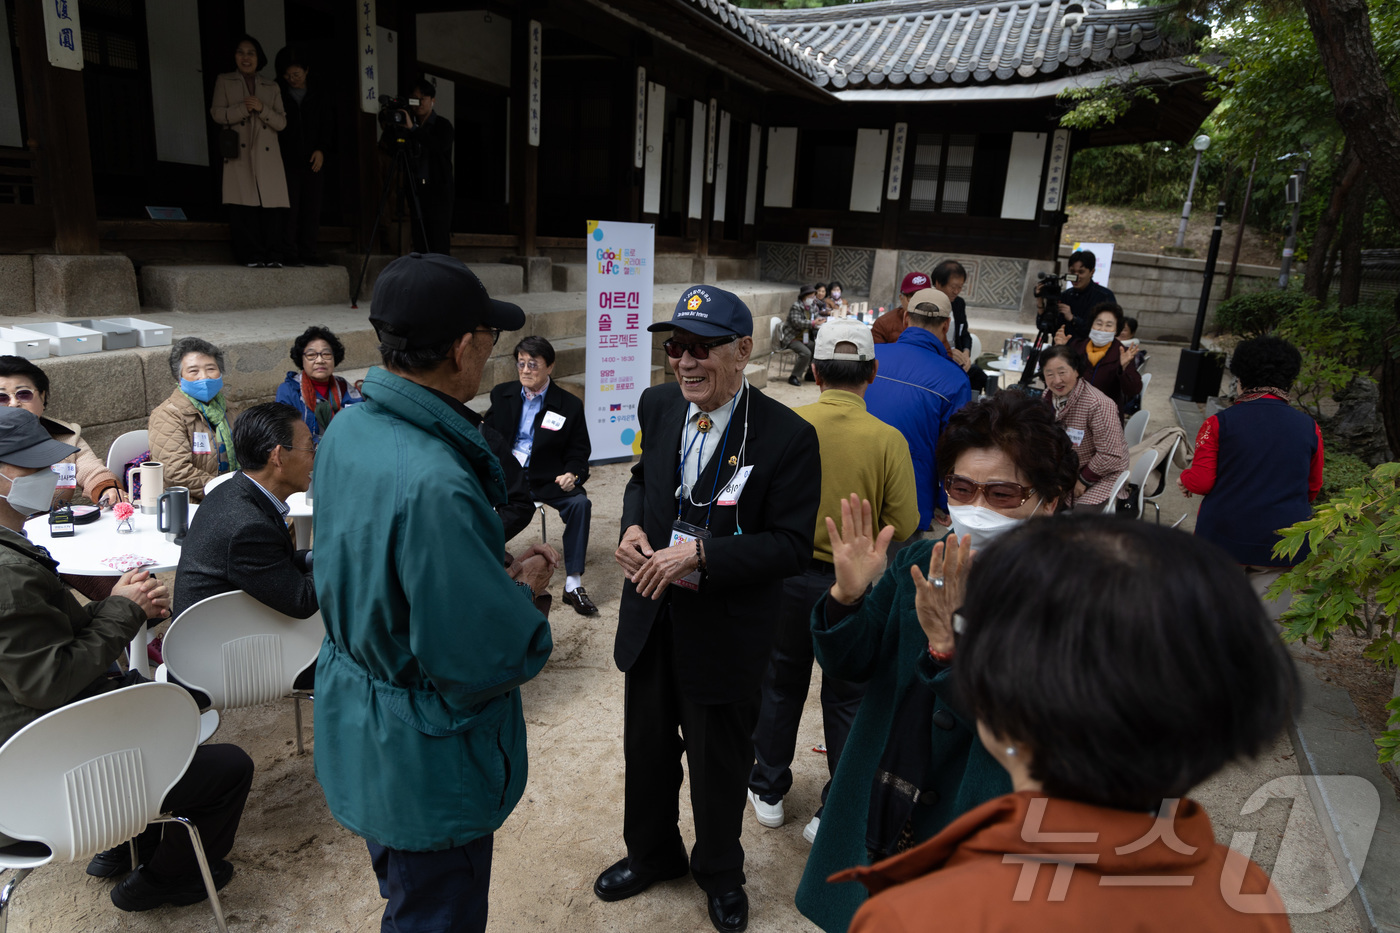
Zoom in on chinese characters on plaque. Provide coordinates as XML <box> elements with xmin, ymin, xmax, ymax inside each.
<box><xmin>358</xmin><ymin>0</ymin><xmax>378</xmax><ymax>114</ymax></box>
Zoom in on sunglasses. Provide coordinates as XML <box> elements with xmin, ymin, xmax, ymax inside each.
<box><xmin>662</xmin><ymin>334</ymin><xmax>739</xmax><ymax>360</ymax></box>
<box><xmin>0</xmin><ymin>389</ymin><xmax>36</xmax><ymax>405</ymax></box>
<box><xmin>516</xmin><ymin>359</ymin><xmax>543</xmax><ymax>372</ymax></box>
<box><xmin>943</xmin><ymin>473</ymin><xmax>1035</xmax><ymax>509</ymax></box>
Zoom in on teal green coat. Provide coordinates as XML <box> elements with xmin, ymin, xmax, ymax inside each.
<box><xmin>796</xmin><ymin>537</ymin><xmax>1011</xmax><ymax>932</ymax></box>
<box><xmin>312</xmin><ymin>367</ymin><xmax>553</xmax><ymax>852</ymax></box>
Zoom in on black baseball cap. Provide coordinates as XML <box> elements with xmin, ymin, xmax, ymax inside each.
<box><xmin>0</xmin><ymin>408</ymin><xmax>78</xmax><ymax>468</ymax></box>
<box><xmin>369</xmin><ymin>253</ymin><xmax>526</xmax><ymax>351</ymax></box>
<box><xmin>648</xmin><ymin>285</ymin><xmax>753</xmax><ymax>338</ymax></box>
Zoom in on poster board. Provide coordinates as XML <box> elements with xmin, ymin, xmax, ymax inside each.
<box><xmin>585</xmin><ymin>221</ymin><xmax>655</xmax><ymax>461</ymax></box>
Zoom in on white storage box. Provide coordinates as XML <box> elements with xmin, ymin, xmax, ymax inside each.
<box><xmin>24</xmin><ymin>321</ymin><xmax>104</xmax><ymax>356</ymax></box>
<box><xmin>0</xmin><ymin>327</ymin><xmax>53</xmax><ymax>360</ymax></box>
<box><xmin>97</xmin><ymin>317</ymin><xmax>172</xmax><ymax>347</ymax></box>
<box><xmin>66</xmin><ymin>318</ymin><xmax>140</xmax><ymax>350</ymax></box>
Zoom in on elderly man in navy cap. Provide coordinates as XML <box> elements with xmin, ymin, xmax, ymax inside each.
<box><xmin>595</xmin><ymin>285</ymin><xmax>820</xmax><ymax>933</ymax></box>
<box><xmin>312</xmin><ymin>253</ymin><xmax>558</xmax><ymax>933</ymax></box>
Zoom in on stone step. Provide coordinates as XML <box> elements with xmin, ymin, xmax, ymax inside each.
<box><xmin>551</xmin><ymin>262</ymin><xmax>586</xmax><ymax>292</ymax></box>
<box><xmin>655</xmin><ymin>255</ymin><xmax>695</xmax><ymax>285</ymax></box>
<box><xmin>140</xmin><ymin>264</ymin><xmax>350</xmax><ymax>312</ymax></box>
<box><xmin>328</xmin><ymin>253</ymin><xmax>525</xmax><ymax>302</ymax></box>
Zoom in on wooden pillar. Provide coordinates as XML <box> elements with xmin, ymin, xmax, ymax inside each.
<box><xmin>15</xmin><ymin>0</ymin><xmax>98</xmax><ymax>254</ymax></box>
<box><xmin>509</xmin><ymin>9</ymin><xmax>538</xmax><ymax>256</ymax></box>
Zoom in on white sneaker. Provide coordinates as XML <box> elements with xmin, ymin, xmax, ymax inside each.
<box><xmin>748</xmin><ymin>790</ymin><xmax>784</xmax><ymax>828</ymax></box>
<box><xmin>803</xmin><ymin>815</ymin><xmax>820</xmax><ymax>844</ymax></box>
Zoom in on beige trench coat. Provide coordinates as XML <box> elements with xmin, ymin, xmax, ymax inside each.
<box><xmin>210</xmin><ymin>72</ymin><xmax>289</xmax><ymax>208</ymax></box>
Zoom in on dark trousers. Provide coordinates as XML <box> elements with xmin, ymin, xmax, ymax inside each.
<box><xmin>749</xmin><ymin>567</ymin><xmax>865</xmax><ymax>804</ymax></box>
<box><xmin>367</xmin><ymin>834</ymin><xmax>493</xmax><ymax>933</ymax></box>
<box><xmin>146</xmin><ymin>744</ymin><xmax>255</xmax><ymax>881</ymax></box>
<box><xmin>409</xmin><ymin>182</ymin><xmax>453</xmax><ymax>255</ymax></box>
<box><xmin>284</xmin><ymin>163</ymin><xmax>325</xmax><ymax>260</ymax></box>
<box><xmin>623</xmin><ymin>606</ymin><xmax>758</xmax><ymax>895</ymax></box>
<box><xmin>227</xmin><ymin>204</ymin><xmax>287</xmax><ymax>265</ymax></box>
<box><xmin>498</xmin><ymin>490</ymin><xmax>592</xmax><ymax>576</ymax></box>
<box><xmin>782</xmin><ymin>339</ymin><xmax>813</xmax><ymax>381</ymax></box>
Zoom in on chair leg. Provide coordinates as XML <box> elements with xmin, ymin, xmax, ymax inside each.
<box><xmin>1149</xmin><ymin>500</ymin><xmax>1161</xmax><ymax>523</ymax></box>
<box><xmin>129</xmin><ymin>836</ymin><xmax>139</xmax><ymax>872</ymax></box>
<box><xmin>155</xmin><ymin>816</ymin><xmax>228</xmax><ymax>933</ymax></box>
<box><xmin>0</xmin><ymin>868</ymin><xmax>32</xmax><ymax>933</ymax></box>
<box><xmin>294</xmin><ymin>695</ymin><xmax>304</xmax><ymax>755</ymax></box>
<box><xmin>537</xmin><ymin>504</ymin><xmax>548</xmax><ymax>544</ymax></box>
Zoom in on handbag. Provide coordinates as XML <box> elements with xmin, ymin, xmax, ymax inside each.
<box><xmin>219</xmin><ymin>124</ymin><xmax>240</xmax><ymax>160</ymax></box>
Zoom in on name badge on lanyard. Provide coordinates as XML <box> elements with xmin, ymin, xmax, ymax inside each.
<box><xmin>667</xmin><ymin>520</ymin><xmax>711</xmax><ymax>591</ymax></box>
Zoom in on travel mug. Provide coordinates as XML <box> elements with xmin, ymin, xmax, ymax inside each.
<box><xmin>157</xmin><ymin>486</ymin><xmax>190</xmax><ymax>543</ymax></box>
<box><xmin>139</xmin><ymin>461</ymin><xmax>164</xmax><ymax>514</ymax></box>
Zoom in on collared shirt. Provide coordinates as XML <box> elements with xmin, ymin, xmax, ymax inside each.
<box><xmin>680</xmin><ymin>383</ymin><xmax>743</xmax><ymax>497</ymax></box>
<box><xmin>512</xmin><ymin>379</ymin><xmax>550</xmax><ymax>467</ymax></box>
<box><xmin>243</xmin><ymin>472</ymin><xmax>291</xmax><ymax>518</ymax></box>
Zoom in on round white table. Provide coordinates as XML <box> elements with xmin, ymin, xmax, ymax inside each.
<box><xmin>285</xmin><ymin>492</ymin><xmax>313</xmax><ymax>549</ymax></box>
<box><xmin>987</xmin><ymin>358</ymin><xmax>1026</xmax><ymax>374</ymax></box>
<box><xmin>26</xmin><ymin>505</ymin><xmax>198</xmax><ymax>678</ymax></box>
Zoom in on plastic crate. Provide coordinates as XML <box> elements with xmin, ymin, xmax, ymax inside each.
<box><xmin>23</xmin><ymin>321</ymin><xmax>104</xmax><ymax>356</ymax></box>
<box><xmin>0</xmin><ymin>327</ymin><xmax>53</xmax><ymax>360</ymax></box>
<box><xmin>97</xmin><ymin>317</ymin><xmax>172</xmax><ymax>348</ymax></box>
<box><xmin>65</xmin><ymin>318</ymin><xmax>139</xmax><ymax>350</ymax></box>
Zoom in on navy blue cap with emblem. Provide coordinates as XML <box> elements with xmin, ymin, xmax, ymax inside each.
<box><xmin>647</xmin><ymin>285</ymin><xmax>753</xmax><ymax>338</ymax></box>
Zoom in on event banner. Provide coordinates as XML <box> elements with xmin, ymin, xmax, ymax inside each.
<box><xmin>585</xmin><ymin>220</ymin><xmax>654</xmax><ymax>461</ymax></box>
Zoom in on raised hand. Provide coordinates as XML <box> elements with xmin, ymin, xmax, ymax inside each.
<box><xmin>827</xmin><ymin>493</ymin><xmax>895</xmax><ymax>605</ymax></box>
<box><xmin>910</xmin><ymin>534</ymin><xmax>973</xmax><ymax>655</ymax></box>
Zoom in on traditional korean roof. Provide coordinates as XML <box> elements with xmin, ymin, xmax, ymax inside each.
<box><xmin>680</xmin><ymin>0</ymin><xmax>1181</xmax><ymax>91</ymax></box>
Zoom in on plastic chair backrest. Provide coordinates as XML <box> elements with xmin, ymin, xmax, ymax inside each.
<box><xmin>769</xmin><ymin>316</ymin><xmax>783</xmax><ymax>349</ymax></box>
<box><xmin>969</xmin><ymin>333</ymin><xmax>982</xmax><ymax>361</ymax></box>
<box><xmin>0</xmin><ymin>683</ymin><xmax>198</xmax><ymax>863</ymax></box>
<box><xmin>161</xmin><ymin>591</ymin><xmax>324</xmax><ymax>709</ymax></box>
<box><xmin>1098</xmin><ymin>469</ymin><xmax>1132</xmax><ymax>514</ymax></box>
<box><xmin>1124</xmin><ymin>409</ymin><xmax>1150</xmax><ymax>448</ymax></box>
<box><xmin>203</xmin><ymin>471</ymin><xmax>238</xmax><ymax>495</ymax></box>
<box><xmin>1143</xmin><ymin>436</ymin><xmax>1182</xmax><ymax>503</ymax></box>
<box><xmin>1141</xmin><ymin>372</ymin><xmax>1153</xmax><ymax>392</ymax></box>
<box><xmin>105</xmin><ymin>430</ymin><xmax>150</xmax><ymax>488</ymax></box>
<box><xmin>1127</xmin><ymin>449</ymin><xmax>1158</xmax><ymax>515</ymax></box>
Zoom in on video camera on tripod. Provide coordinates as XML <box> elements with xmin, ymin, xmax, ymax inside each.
<box><xmin>377</xmin><ymin>94</ymin><xmax>421</xmax><ymax>147</ymax></box>
<box><xmin>1033</xmin><ymin>271</ymin><xmax>1078</xmax><ymax>334</ymax></box>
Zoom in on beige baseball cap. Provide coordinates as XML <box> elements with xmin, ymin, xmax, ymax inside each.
<box><xmin>906</xmin><ymin>287</ymin><xmax>952</xmax><ymax>319</ymax></box>
<box><xmin>813</xmin><ymin>319</ymin><xmax>875</xmax><ymax>361</ymax></box>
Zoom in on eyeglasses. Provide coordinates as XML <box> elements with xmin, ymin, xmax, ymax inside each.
<box><xmin>280</xmin><ymin>444</ymin><xmax>317</xmax><ymax>455</ymax></box>
<box><xmin>477</xmin><ymin>326</ymin><xmax>502</xmax><ymax>347</ymax></box>
<box><xmin>303</xmin><ymin>351</ymin><xmax>334</xmax><ymax>361</ymax></box>
<box><xmin>516</xmin><ymin>359</ymin><xmax>543</xmax><ymax>372</ymax></box>
<box><xmin>0</xmin><ymin>389</ymin><xmax>36</xmax><ymax>405</ymax></box>
<box><xmin>662</xmin><ymin>334</ymin><xmax>739</xmax><ymax>360</ymax></box>
<box><xmin>943</xmin><ymin>474</ymin><xmax>1035</xmax><ymax>509</ymax></box>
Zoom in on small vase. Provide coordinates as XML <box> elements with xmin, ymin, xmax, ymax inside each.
<box><xmin>116</xmin><ymin>518</ymin><xmax>134</xmax><ymax>533</ymax></box>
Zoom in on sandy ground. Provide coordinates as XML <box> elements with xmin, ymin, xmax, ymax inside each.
<box><xmin>8</xmin><ymin>355</ymin><xmax>1371</xmax><ymax>933</ymax></box>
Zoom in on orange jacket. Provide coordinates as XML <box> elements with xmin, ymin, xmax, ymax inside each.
<box><xmin>836</xmin><ymin>791</ymin><xmax>1290</xmax><ymax>933</ymax></box>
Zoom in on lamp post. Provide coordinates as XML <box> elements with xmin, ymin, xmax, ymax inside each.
<box><xmin>1174</xmin><ymin>134</ymin><xmax>1211</xmax><ymax>249</ymax></box>
<box><xmin>1278</xmin><ymin>152</ymin><xmax>1308</xmax><ymax>289</ymax></box>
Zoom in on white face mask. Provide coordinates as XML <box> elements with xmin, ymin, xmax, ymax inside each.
<box><xmin>1088</xmin><ymin>329</ymin><xmax>1115</xmax><ymax>347</ymax></box>
<box><xmin>947</xmin><ymin>498</ymin><xmax>1041</xmax><ymax>549</ymax></box>
<box><xmin>1</xmin><ymin>469</ymin><xmax>59</xmax><ymax>518</ymax></box>
<box><xmin>831</xmin><ymin>289</ymin><xmax>842</xmax><ymax>300</ymax></box>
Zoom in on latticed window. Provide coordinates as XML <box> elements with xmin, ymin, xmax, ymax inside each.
<box><xmin>906</xmin><ymin>133</ymin><xmax>976</xmax><ymax>215</ymax></box>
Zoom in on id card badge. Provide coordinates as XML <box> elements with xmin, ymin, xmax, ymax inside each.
<box><xmin>51</xmin><ymin>462</ymin><xmax>78</xmax><ymax>489</ymax></box>
<box><xmin>541</xmin><ymin>411</ymin><xmax>566</xmax><ymax>431</ymax></box>
<box><xmin>192</xmin><ymin>432</ymin><xmax>213</xmax><ymax>454</ymax></box>
<box><xmin>1065</xmin><ymin>427</ymin><xmax>1085</xmax><ymax>446</ymax></box>
<box><xmin>668</xmin><ymin>519</ymin><xmax>712</xmax><ymax>591</ymax></box>
<box><xmin>717</xmin><ymin>465</ymin><xmax>754</xmax><ymax>507</ymax></box>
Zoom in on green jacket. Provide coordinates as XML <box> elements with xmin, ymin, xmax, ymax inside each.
<box><xmin>312</xmin><ymin>367</ymin><xmax>553</xmax><ymax>851</ymax></box>
<box><xmin>0</xmin><ymin>526</ymin><xmax>146</xmax><ymax>745</ymax></box>
<box><xmin>796</xmin><ymin>537</ymin><xmax>1012</xmax><ymax>932</ymax></box>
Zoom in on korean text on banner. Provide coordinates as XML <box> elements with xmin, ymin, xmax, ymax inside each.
<box><xmin>358</xmin><ymin>0</ymin><xmax>379</xmax><ymax>114</ymax></box>
<box><xmin>585</xmin><ymin>221</ymin><xmax>654</xmax><ymax>461</ymax></box>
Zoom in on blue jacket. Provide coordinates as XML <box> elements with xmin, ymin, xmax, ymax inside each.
<box><xmin>864</xmin><ymin>327</ymin><xmax>972</xmax><ymax>529</ymax></box>
<box><xmin>274</xmin><ymin>371</ymin><xmax>363</xmax><ymax>444</ymax></box>
<box><xmin>312</xmin><ymin>367</ymin><xmax>552</xmax><ymax>851</ymax></box>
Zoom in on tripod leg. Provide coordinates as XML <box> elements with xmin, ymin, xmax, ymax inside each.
<box><xmin>397</xmin><ymin>148</ymin><xmax>433</xmax><ymax>254</ymax></box>
<box><xmin>351</xmin><ymin>153</ymin><xmax>405</xmax><ymax>307</ymax></box>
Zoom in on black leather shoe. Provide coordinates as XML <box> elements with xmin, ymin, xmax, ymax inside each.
<box><xmin>788</xmin><ymin>376</ymin><xmax>803</xmax><ymax>386</ymax></box>
<box><xmin>87</xmin><ymin>831</ymin><xmax>159</xmax><ymax>878</ymax></box>
<box><xmin>593</xmin><ymin>857</ymin><xmax>687</xmax><ymax>902</ymax></box>
<box><xmin>563</xmin><ymin>586</ymin><xmax>599</xmax><ymax>616</ymax></box>
<box><xmin>111</xmin><ymin>860</ymin><xmax>234</xmax><ymax>911</ymax></box>
<box><xmin>707</xmin><ymin>887</ymin><xmax>748</xmax><ymax>933</ymax></box>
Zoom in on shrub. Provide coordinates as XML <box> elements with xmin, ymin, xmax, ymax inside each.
<box><xmin>1319</xmin><ymin>452</ymin><xmax>1374</xmax><ymax>501</ymax></box>
<box><xmin>1214</xmin><ymin>288</ymin><xmax>1315</xmax><ymax>337</ymax></box>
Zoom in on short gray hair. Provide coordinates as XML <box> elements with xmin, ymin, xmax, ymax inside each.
<box><xmin>169</xmin><ymin>337</ymin><xmax>226</xmax><ymax>381</ymax></box>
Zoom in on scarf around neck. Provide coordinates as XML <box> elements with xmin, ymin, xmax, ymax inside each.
<box><xmin>183</xmin><ymin>391</ymin><xmax>239</xmax><ymax>472</ymax></box>
<box><xmin>301</xmin><ymin>372</ymin><xmax>344</xmax><ymax>432</ymax></box>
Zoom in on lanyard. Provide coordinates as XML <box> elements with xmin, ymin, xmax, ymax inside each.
<box><xmin>677</xmin><ymin>386</ymin><xmax>742</xmax><ymax>528</ymax></box>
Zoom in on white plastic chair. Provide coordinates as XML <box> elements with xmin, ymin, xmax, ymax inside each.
<box><xmin>1126</xmin><ymin>449</ymin><xmax>1158</xmax><ymax>519</ymax></box>
<box><xmin>969</xmin><ymin>333</ymin><xmax>982</xmax><ymax>361</ymax></box>
<box><xmin>0</xmin><ymin>683</ymin><xmax>228</xmax><ymax>933</ymax></box>
<box><xmin>1124</xmin><ymin>409</ymin><xmax>1150</xmax><ymax>448</ymax></box>
<box><xmin>1143</xmin><ymin>434</ymin><xmax>1184</xmax><ymax>523</ymax></box>
<box><xmin>160</xmin><ymin>591</ymin><xmax>323</xmax><ymax>755</ymax></box>
<box><xmin>202</xmin><ymin>472</ymin><xmax>237</xmax><ymax>495</ymax></box>
<box><xmin>1140</xmin><ymin>371</ymin><xmax>1153</xmax><ymax>393</ymax></box>
<box><xmin>766</xmin><ymin>316</ymin><xmax>796</xmax><ymax>381</ymax></box>
<box><xmin>1098</xmin><ymin>469</ymin><xmax>1132</xmax><ymax>514</ymax></box>
<box><xmin>105</xmin><ymin>429</ymin><xmax>150</xmax><ymax>490</ymax></box>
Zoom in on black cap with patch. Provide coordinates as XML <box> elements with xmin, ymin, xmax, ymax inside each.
<box><xmin>647</xmin><ymin>285</ymin><xmax>753</xmax><ymax>338</ymax></box>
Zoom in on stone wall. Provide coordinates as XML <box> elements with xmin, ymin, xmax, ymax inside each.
<box><xmin>1064</xmin><ymin>246</ymin><xmax>1279</xmax><ymax>341</ymax></box>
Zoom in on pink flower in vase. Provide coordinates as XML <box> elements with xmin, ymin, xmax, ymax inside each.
<box><xmin>113</xmin><ymin>502</ymin><xmax>135</xmax><ymax>521</ymax></box>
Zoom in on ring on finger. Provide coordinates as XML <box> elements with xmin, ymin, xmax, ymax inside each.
<box><xmin>932</xmin><ymin>576</ymin><xmax>945</xmax><ymax>589</ymax></box>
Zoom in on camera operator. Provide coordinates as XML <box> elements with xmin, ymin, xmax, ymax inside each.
<box><xmin>1034</xmin><ymin>250</ymin><xmax>1116</xmax><ymax>341</ymax></box>
<box><xmin>398</xmin><ymin>76</ymin><xmax>454</xmax><ymax>255</ymax></box>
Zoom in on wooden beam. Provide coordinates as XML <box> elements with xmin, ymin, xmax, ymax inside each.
<box><xmin>15</xmin><ymin>0</ymin><xmax>98</xmax><ymax>254</ymax></box>
<box><xmin>509</xmin><ymin>9</ymin><xmax>538</xmax><ymax>256</ymax></box>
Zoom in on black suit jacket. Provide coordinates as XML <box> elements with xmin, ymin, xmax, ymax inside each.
<box><xmin>483</xmin><ymin>380</ymin><xmax>591</xmax><ymax>502</ymax></box>
<box><xmin>615</xmin><ymin>382</ymin><xmax>819</xmax><ymax>705</ymax></box>
<box><xmin>276</xmin><ymin>82</ymin><xmax>335</xmax><ymax>165</ymax></box>
<box><xmin>173</xmin><ymin>473</ymin><xmax>317</xmax><ymax>619</ymax></box>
